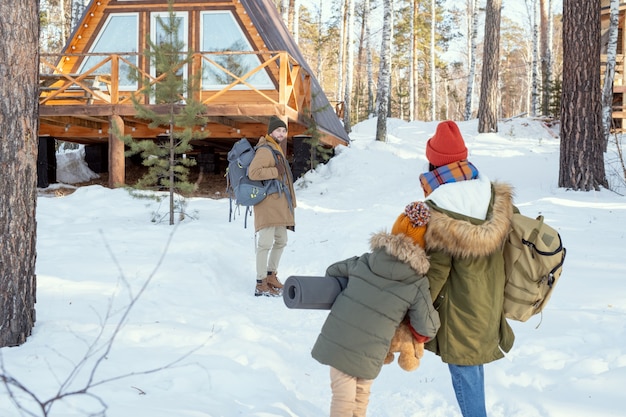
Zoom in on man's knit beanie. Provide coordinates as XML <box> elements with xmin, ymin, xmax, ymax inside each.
<box><xmin>268</xmin><ymin>116</ymin><xmax>287</xmax><ymax>134</ymax></box>
<box><xmin>425</xmin><ymin>120</ymin><xmax>468</xmax><ymax>167</ymax></box>
<box><xmin>391</xmin><ymin>201</ymin><xmax>430</xmax><ymax>248</ymax></box>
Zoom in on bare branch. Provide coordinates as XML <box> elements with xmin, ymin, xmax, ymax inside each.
<box><xmin>1</xmin><ymin>224</ymin><xmax>214</xmax><ymax>416</ymax></box>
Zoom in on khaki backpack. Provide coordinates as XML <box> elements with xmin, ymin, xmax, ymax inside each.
<box><xmin>503</xmin><ymin>212</ymin><xmax>566</xmax><ymax>322</ymax></box>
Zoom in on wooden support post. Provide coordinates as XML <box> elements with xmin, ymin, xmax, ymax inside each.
<box><xmin>109</xmin><ymin>115</ymin><xmax>125</xmax><ymax>188</ymax></box>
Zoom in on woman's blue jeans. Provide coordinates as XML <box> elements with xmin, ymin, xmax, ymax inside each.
<box><xmin>448</xmin><ymin>364</ymin><xmax>487</xmax><ymax>417</ymax></box>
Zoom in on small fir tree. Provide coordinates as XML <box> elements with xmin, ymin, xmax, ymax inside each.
<box><xmin>304</xmin><ymin>118</ymin><xmax>333</xmax><ymax>171</ymax></box>
<box><xmin>118</xmin><ymin>1</ymin><xmax>208</xmax><ymax>225</ymax></box>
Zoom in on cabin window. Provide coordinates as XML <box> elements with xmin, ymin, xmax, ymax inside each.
<box><xmin>200</xmin><ymin>11</ymin><xmax>273</xmax><ymax>90</ymax></box>
<box><xmin>78</xmin><ymin>14</ymin><xmax>138</xmax><ymax>90</ymax></box>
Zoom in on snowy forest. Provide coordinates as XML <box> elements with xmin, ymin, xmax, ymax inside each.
<box><xmin>40</xmin><ymin>0</ymin><xmax>563</xmax><ymax>127</ymax></box>
<box><xmin>36</xmin><ymin>0</ymin><xmax>620</xmax><ymax>193</ymax></box>
<box><xmin>1</xmin><ymin>0</ymin><xmax>625</xmax><ymax>415</ymax></box>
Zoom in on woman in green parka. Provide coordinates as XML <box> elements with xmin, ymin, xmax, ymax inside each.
<box><xmin>420</xmin><ymin>120</ymin><xmax>515</xmax><ymax>417</ymax></box>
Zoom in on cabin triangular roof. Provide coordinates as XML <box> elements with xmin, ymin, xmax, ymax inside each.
<box><xmin>241</xmin><ymin>0</ymin><xmax>349</xmax><ymax>144</ymax></box>
<box><xmin>42</xmin><ymin>0</ymin><xmax>349</xmax><ymax>150</ymax></box>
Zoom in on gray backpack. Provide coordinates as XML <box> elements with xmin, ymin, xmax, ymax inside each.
<box><xmin>225</xmin><ymin>138</ymin><xmax>291</xmax><ymax>227</ymax></box>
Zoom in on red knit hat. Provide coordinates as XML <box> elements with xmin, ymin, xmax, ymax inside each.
<box><xmin>425</xmin><ymin>120</ymin><xmax>468</xmax><ymax>167</ymax></box>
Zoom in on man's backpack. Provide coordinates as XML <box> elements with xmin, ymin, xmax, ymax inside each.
<box><xmin>225</xmin><ymin>138</ymin><xmax>282</xmax><ymax>227</ymax></box>
<box><xmin>503</xmin><ymin>212</ymin><xmax>566</xmax><ymax>322</ymax></box>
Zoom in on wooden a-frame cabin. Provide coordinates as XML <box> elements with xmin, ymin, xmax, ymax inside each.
<box><xmin>38</xmin><ymin>0</ymin><xmax>350</xmax><ymax>188</ymax></box>
<box><xmin>602</xmin><ymin>0</ymin><xmax>626</xmax><ymax>131</ymax></box>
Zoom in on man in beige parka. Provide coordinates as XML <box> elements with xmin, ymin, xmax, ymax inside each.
<box><xmin>248</xmin><ymin>116</ymin><xmax>297</xmax><ymax>297</ymax></box>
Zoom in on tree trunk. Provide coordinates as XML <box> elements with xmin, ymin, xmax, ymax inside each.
<box><xmin>430</xmin><ymin>0</ymin><xmax>436</xmax><ymax>121</ymax></box>
<box><xmin>336</xmin><ymin>0</ymin><xmax>346</xmax><ymax>104</ymax></box>
<box><xmin>540</xmin><ymin>0</ymin><xmax>552</xmax><ymax>116</ymax></box>
<box><xmin>464</xmin><ymin>0</ymin><xmax>479</xmax><ymax>121</ymax></box>
<box><xmin>356</xmin><ymin>1</ymin><xmax>366</xmax><ymax>120</ymax></box>
<box><xmin>531</xmin><ymin>0</ymin><xmax>539</xmax><ymax>117</ymax></box>
<box><xmin>343</xmin><ymin>0</ymin><xmax>354</xmax><ymax>133</ymax></box>
<box><xmin>0</xmin><ymin>0</ymin><xmax>39</xmax><ymax>347</ymax></box>
<box><xmin>559</xmin><ymin>0</ymin><xmax>607</xmax><ymax>191</ymax></box>
<box><xmin>410</xmin><ymin>0</ymin><xmax>416</xmax><ymax>121</ymax></box>
<box><xmin>376</xmin><ymin>0</ymin><xmax>392</xmax><ymax>142</ymax></box>
<box><xmin>602</xmin><ymin>0</ymin><xmax>619</xmax><ymax>144</ymax></box>
<box><xmin>478</xmin><ymin>0</ymin><xmax>502</xmax><ymax>133</ymax></box>
<box><xmin>365</xmin><ymin>0</ymin><xmax>374</xmax><ymax>117</ymax></box>
<box><xmin>291</xmin><ymin>0</ymin><xmax>299</xmax><ymax>43</ymax></box>
<box><xmin>316</xmin><ymin>0</ymin><xmax>323</xmax><ymax>84</ymax></box>
<box><xmin>280</xmin><ymin>0</ymin><xmax>289</xmax><ymax>23</ymax></box>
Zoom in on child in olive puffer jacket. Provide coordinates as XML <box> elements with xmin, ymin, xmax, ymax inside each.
<box><xmin>311</xmin><ymin>202</ymin><xmax>440</xmax><ymax>417</ymax></box>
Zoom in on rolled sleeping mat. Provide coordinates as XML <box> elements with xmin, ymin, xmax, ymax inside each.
<box><xmin>283</xmin><ymin>275</ymin><xmax>348</xmax><ymax>309</ymax></box>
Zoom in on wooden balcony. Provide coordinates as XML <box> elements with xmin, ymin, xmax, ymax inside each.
<box><xmin>38</xmin><ymin>50</ymin><xmax>315</xmax><ymax>149</ymax></box>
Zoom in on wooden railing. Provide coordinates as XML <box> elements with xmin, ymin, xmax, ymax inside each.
<box><xmin>39</xmin><ymin>51</ymin><xmax>312</xmax><ymax>114</ymax></box>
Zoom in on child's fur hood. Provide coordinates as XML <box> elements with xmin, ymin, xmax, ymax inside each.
<box><xmin>425</xmin><ymin>181</ymin><xmax>514</xmax><ymax>258</ymax></box>
<box><xmin>369</xmin><ymin>232</ymin><xmax>430</xmax><ymax>275</ymax></box>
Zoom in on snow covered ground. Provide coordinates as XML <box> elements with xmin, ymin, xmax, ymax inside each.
<box><xmin>1</xmin><ymin>117</ymin><xmax>625</xmax><ymax>416</ymax></box>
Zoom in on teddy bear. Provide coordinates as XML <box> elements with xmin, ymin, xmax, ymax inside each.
<box><xmin>384</xmin><ymin>320</ymin><xmax>425</xmax><ymax>371</ymax></box>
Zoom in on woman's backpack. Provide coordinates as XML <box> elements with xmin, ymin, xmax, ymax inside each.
<box><xmin>503</xmin><ymin>213</ymin><xmax>566</xmax><ymax>322</ymax></box>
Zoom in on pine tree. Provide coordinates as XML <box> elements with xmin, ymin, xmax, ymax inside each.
<box><xmin>118</xmin><ymin>0</ymin><xmax>208</xmax><ymax>225</ymax></box>
<box><xmin>478</xmin><ymin>0</ymin><xmax>502</xmax><ymax>133</ymax></box>
<box><xmin>559</xmin><ymin>0</ymin><xmax>607</xmax><ymax>191</ymax></box>
<box><xmin>303</xmin><ymin>98</ymin><xmax>334</xmax><ymax>171</ymax></box>
<box><xmin>0</xmin><ymin>0</ymin><xmax>38</xmax><ymax>347</ymax></box>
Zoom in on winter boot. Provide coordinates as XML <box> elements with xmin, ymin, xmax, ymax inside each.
<box><xmin>255</xmin><ymin>278</ymin><xmax>280</xmax><ymax>297</ymax></box>
<box><xmin>266</xmin><ymin>271</ymin><xmax>283</xmax><ymax>293</ymax></box>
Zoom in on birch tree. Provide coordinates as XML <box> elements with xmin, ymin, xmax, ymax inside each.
<box><xmin>337</xmin><ymin>0</ymin><xmax>346</xmax><ymax>106</ymax></box>
<box><xmin>464</xmin><ymin>0</ymin><xmax>479</xmax><ymax>121</ymax></box>
<box><xmin>40</xmin><ymin>0</ymin><xmax>70</xmax><ymax>52</ymax></box>
<box><xmin>376</xmin><ymin>0</ymin><xmax>393</xmax><ymax>141</ymax></box>
<box><xmin>316</xmin><ymin>1</ymin><xmax>324</xmax><ymax>81</ymax></box>
<box><xmin>365</xmin><ymin>0</ymin><xmax>374</xmax><ymax>117</ymax></box>
<box><xmin>71</xmin><ymin>0</ymin><xmax>88</xmax><ymax>32</ymax></box>
<box><xmin>410</xmin><ymin>0</ymin><xmax>417</xmax><ymax>121</ymax></box>
<box><xmin>477</xmin><ymin>0</ymin><xmax>502</xmax><ymax>133</ymax></box>
<box><xmin>291</xmin><ymin>0</ymin><xmax>300</xmax><ymax>43</ymax></box>
<box><xmin>602</xmin><ymin>0</ymin><xmax>619</xmax><ymax>144</ymax></box>
<box><xmin>430</xmin><ymin>0</ymin><xmax>436</xmax><ymax>121</ymax></box>
<box><xmin>560</xmin><ymin>0</ymin><xmax>607</xmax><ymax>191</ymax></box>
<box><xmin>530</xmin><ymin>0</ymin><xmax>539</xmax><ymax>116</ymax></box>
<box><xmin>540</xmin><ymin>0</ymin><xmax>553</xmax><ymax>116</ymax></box>
<box><xmin>343</xmin><ymin>0</ymin><xmax>355</xmax><ymax>133</ymax></box>
<box><xmin>386</xmin><ymin>0</ymin><xmax>394</xmax><ymax>119</ymax></box>
<box><xmin>281</xmin><ymin>0</ymin><xmax>289</xmax><ymax>23</ymax></box>
<box><xmin>0</xmin><ymin>0</ymin><xmax>39</xmax><ymax>347</ymax></box>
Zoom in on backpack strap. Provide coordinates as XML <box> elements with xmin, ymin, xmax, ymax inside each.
<box><xmin>254</xmin><ymin>144</ymin><xmax>294</xmax><ymax>213</ymax></box>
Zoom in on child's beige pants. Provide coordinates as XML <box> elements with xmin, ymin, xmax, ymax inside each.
<box><xmin>329</xmin><ymin>367</ymin><xmax>374</xmax><ymax>417</ymax></box>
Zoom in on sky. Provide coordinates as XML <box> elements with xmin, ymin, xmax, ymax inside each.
<box><xmin>1</xmin><ymin>116</ymin><xmax>625</xmax><ymax>417</ymax></box>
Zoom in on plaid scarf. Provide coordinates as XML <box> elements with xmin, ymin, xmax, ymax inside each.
<box><xmin>419</xmin><ymin>160</ymin><xmax>479</xmax><ymax>197</ymax></box>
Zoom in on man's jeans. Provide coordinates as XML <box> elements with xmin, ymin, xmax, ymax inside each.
<box><xmin>448</xmin><ymin>364</ymin><xmax>487</xmax><ymax>417</ymax></box>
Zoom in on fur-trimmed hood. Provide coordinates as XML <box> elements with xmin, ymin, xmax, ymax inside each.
<box><xmin>425</xmin><ymin>182</ymin><xmax>514</xmax><ymax>258</ymax></box>
<box><xmin>369</xmin><ymin>232</ymin><xmax>430</xmax><ymax>275</ymax></box>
